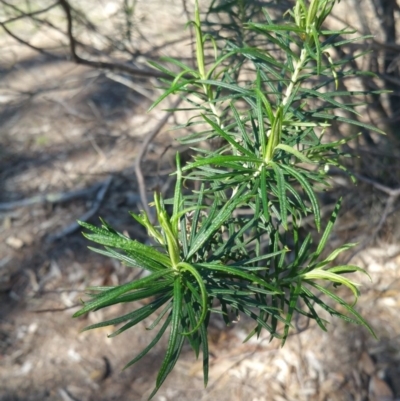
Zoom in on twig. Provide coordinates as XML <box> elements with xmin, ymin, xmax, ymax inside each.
<box><xmin>0</xmin><ymin>0</ymin><xmax>58</xmax><ymax>25</ymax></box>
<box><xmin>58</xmin><ymin>388</ymin><xmax>82</xmax><ymax>401</ymax></box>
<box><xmin>46</xmin><ymin>176</ymin><xmax>112</xmax><ymax>242</ymax></box>
<box><xmin>344</xmin><ymin>174</ymin><xmax>400</xmax><ymax>263</ymax></box>
<box><xmin>1</xmin><ymin>0</ymin><xmax>172</xmax><ymax>79</ymax></box>
<box><xmin>0</xmin><ymin>182</ymin><xmax>104</xmax><ymax>211</ymax></box>
<box><xmin>344</xmin><ymin>196</ymin><xmax>396</xmax><ymax>263</ymax></box>
<box><xmin>0</xmin><ymin>21</ymin><xmax>58</xmax><ymax>58</ymax></box>
<box><xmin>181</xmin><ymin>0</ymin><xmax>195</xmax><ymax>69</ymax></box>
<box><xmin>329</xmin><ymin>167</ymin><xmax>400</xmax><ymax>198</ymax></box>
<box><xmin>3</xmin><ymin>1</ymin><xmax>129</xmax><ymax>63</ymax></box>
<box><xmin>32</xmin><ymin>304</ymin><xmax>80</xmax><ymax>313</ymax></box>
<box><xmin>58</xmin><ymin>0</ymin><xmax>170</xmax><ymax>80</ymax></box>
<box><xmin>105</xmin><ymin>72</ymin><xmax>155</xmax><ymax>101</ymax></box>
<box><xmin>45</xmin><ymin>96</ymin><xmax>94</xmax><ymax>121</ymax></box>
<box><xmin>353</xmin><ymin>174</ymin><xmax>400</xmax><ymax>197</ymax></box>
<box><xmin>325</xmin><ymin>168</ymin><xmax>400</xmax><ymax>261</ymax></box>
<box><xmin>134</xmin><ymin>98</ymin><xmax>183</xmax><ymax>217</ymax></box>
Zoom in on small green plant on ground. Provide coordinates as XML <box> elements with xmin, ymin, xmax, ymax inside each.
<box><xmin>73</xmin><ymin>0</ymin><xmax>383</xmax><ymax>398</ymax></box>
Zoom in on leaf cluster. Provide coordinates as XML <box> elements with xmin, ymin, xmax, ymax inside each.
<box><xmin>73</xmin><ymin>1</ymin><xmax>380</xmax><ymax>398</ymax></box>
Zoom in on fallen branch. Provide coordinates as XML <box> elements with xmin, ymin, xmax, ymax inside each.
<box><xmin>344</xmin><ymin>173</ymin><xmax>400</xmax><ymax>262</ymax></box>
<box><xmin>46</xmin><ymin>176</ymin><xmax>112</xmax><ymax>242</ymax></box>
<box><xmin>0</xmin><ymin>182</ymin><xmax>104</xmax><ymax>211</ymax></box>
<box><xmin>354</xmin><ymin>173</ymin><xmax>400</xmax><ymax>197</ymax></box>
<box><xmin>33</xmin><ymin>304</ymin><xmax>81</xmax><ymax>313</ymax></box>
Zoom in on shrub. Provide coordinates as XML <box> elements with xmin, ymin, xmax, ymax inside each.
<box><xmin>73</xmin><ymin>1</ymin><xmax>382</xmax><ymax>398</ymax></box>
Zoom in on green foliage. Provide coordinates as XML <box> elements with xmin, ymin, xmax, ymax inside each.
<box><xmin>74</xmin><ymin>1</ymin><xmax>380</xmax><ymax>398</ymax></box>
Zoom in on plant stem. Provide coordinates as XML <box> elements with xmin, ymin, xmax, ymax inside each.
<box><xmin>282</xmin><ymin>47</ymin><xmax>308</xmax><ymax>108</ymax></box>
<box><xmin>263</xmin><ymin>47</ymin><xmax>308</xmax><ymax>163</ymax></box>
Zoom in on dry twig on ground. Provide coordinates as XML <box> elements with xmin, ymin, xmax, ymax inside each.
<box><xmin>0</xmin><ymin>181</ymin><xmax>104</xmax><ymax>211</ymax></box>
<box><xmin>46</xmin><ymin>175</ymin><xmax>113</xmax><ymax>242</ymax></box>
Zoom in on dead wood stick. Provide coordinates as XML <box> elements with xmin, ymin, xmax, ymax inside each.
<box><xmin>58</xmin><ymin>0</ymin><xmax>170</xmax><ymax>80</ymax></box>
<box><xmin>353</xmin><ymin>174</ymin><xmax>400</xmax><ymax>197</ymax></box>
<box><xmin>0</xmin><ymin>21</ymin><xmax>57</xmax><ymax>58</ymax></box>
<box><xmin>321</xmin><ymin>168</ymin><xmax>400</xmax><ymax>261</ymax></box>
<box><xmin>46</xmin><ymin>175</ymin><xmax>112</xmax><ymax>242</ymax></box>
<box><xmin>1</xmin><ymin>0</ymin><xmax>172</xmax><ymax>79</ymax></box>
<box><xmin>345</xmin><ymin>193</ymin><xmax>399</xmax><ymax>263</ymax></box>
<box><xmin>0</xmin><ymin>0</ymin><xmax>58</xmax><ymax>25</ymax></box>
<box><xmin>329</xmin><ymin>167</ymin><xmax>400</xmax><ymax>197</ymax></box>
<box><xmin>341</xmin><ymin>173</ymin><xmax>400</xmax><ymax>263</ymax></box>
<box><xmin>0</xmin><ymin>182</ymin><xmax>104</xmax><ymax>211</ymax></box>
<box><xmin>33</xmin><ymin>304</ymin><xmax>81</xmax><ymax>313</ymax></box>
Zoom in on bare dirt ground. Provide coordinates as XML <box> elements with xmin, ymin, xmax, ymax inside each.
<box><xmin>1</xmin><ymin>1</ymin><xmax>400</xmax><ymax>400</ymax></box>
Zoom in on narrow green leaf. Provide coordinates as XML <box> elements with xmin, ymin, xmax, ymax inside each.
<box><xmin>303</xmin><ymin>270</ymin><xmax>360</xmax><ymax>300</ymax></box>
<box><xmin>78</xmin><ymin>294</ymin><xmax>169</xmax><ymax>339</ymax></box>
<box><xmin>256</xmin><ymin>87</ymin><xmax>274</xmax><ymax>124</ymax></box>
<box><xmin>147</xmin><ymin>60</ymin><xmax>176</xmax><ymax>77</ymax></box>
<box><xmin>149</xmin><ymin>333</ymin><xmax>185</xmax><ymax>399</ymax></box>
<box><xmin>327</xmin><ymin>265</ymin><xmax>371</xmax><ymax>280</ymax></box>
<box><xmin>189</xmin><ymin>183</ymin><xmax>205</xmax><ymax>246</ymax></box>
<box><xmin>123</xmin><ymin>314</ymin><xmax>172</xmax><ymax>370</ymax></box>
<box><xmin>260</xmin><ymin>165</ymin><xmax>270</xmax><ymax>222</ymax></box>
<box><xmin>187</xmin><ymin>191</ymin><xmax>251</xmax><ymax>259</ymax></box>
<box><xmin>197</xmin><ymin>263</ymin><xmax>282</xmax><ymax>293</ymax></box>
<box><xmin>89</xmin><ymin>286</ymin><xmax>172</xmax><ymax>310</ymax></box>
<box><xmin>182</xmin><ymin>154</ymin><xmax>260</xmax><ymax>171</ymax></box>
<box><xmin>156</xmin><ymin>277</ymin><xmax>183</xmax><ymax>387</ymax></box>
<box><xmin>239</xmin><ymin>249</ymin><xmax>288</xmax><ymax>265</ymax></box>
<box><xmin>149</xmin><ymin>79</ymin><xmax>194</xmax><ymax>112</ymax></box>
<box><xmin>301</xmin><ymin>284</ymin><xmax>360</xmax><ymax>325</ymax></box>
<box><xmin>79</xmin><ymin>221</ymin><xmax>172</xmax><ymax>267</ymax></box>
<box><xmin>311</xmin><ymin>198</ymin><xmax>341</xmax><ymax>263</ymax></box>
<box><xmin>73</xmin><ymin>269</ymin><xmax>174</xmax><ymax>317</ymax></box>
<box><xmin>230</xmin><ymin>102</ymin><xmax>253</xmax><ymax>148</ymax></box>
<box><xmin>178</xmin><ymin>262</ymin><xmax>208</xmax><ymax>335</ymax></box>
<box><xmin>221</xmin><ymin>295</ymin><xmax>284</xmax><ymax>338</ymax></box>
<box><xmin>315</xmin><ymin>242</ymin><xmax>356</xmax><ymax>268</ymax></box>
<box><xmin>280</xmin><ymin>164</ymin><xmax>321</xmax><ymax>230</ymax></box>
<box><xmin>246</xmin><ymin>22</ymin><xmax>305</xmax><ymax>33</ymax></box>
<box><xmin>302</xmin><ymin>293</ymin><xmax>328</xmax><ymax>331</ymax></box>
<box><xmin>199</xmin><ymin>321</ymin><xmax>209</xmax><ymax>387</ymax></box>
<box><xmin>146</xmin><ymin>301</ymin><xmax>173</xmax><ymax>330</ymax></box>
<box><xmin>256</xmin><ymin>74</ymin><xmax>267</xmax><ymax>153</ymax></box>
<box><xmin>172</xmin><ymin>153</ymin><xmax>183</xmax><ymax>237</ymax></box>
<box><xmin>160</xmin><ymin>56</ymin><xmax>198</xmax><ymax>72</ymax></box>
<box><xmin>202</xmin><ymin>114</ymin><xmax>255</xmax><ymax>157</ymax></box>
<box><xmin>292</xmin><ymin>233</ymin><xmax>312</xmax><ymax>269</ymax></box>
<box><xmin>234</xmin><ymin>46</ymin><xmax>287</xmax><ymax>70</ymax></box>
<box><xmin>275</xmin><ymin>144</ymin><xmax>315</xmax><ymax>164</ymax></box>
<box><xmin>309</xmin><ymin>282</ymin><xmax>376</xmax><ymax>337</ymax></box>
<box><xmin>298</xmin><ymin>88</ymin><xmax>361</xmax><ymax>116</ymax></box>
<box><xmin>108</xmin><ymin>295</ymin><xmax>171</xmax><ymax>337</ymax></box>
<box><xmin>184</xmin><ymin>296</ymin><xmax>201</xmax><ymax>357</ymax></box>
<box><xmin>282</xmin><ymin>279</ymin><xmax>302</xmax><ymax>345</ymax></box>
<box><xmin>198</xmin><ymin>79</ymin><xmax>253</xmax><ymax>96</ymax></box>
<box><xmin>245</xmin><ymin>25</ymin><xmax>298</xmax><ymax>59</ymax></box>
<box><xmin>271</xmin><ymin>162</ymin><xmax>287</xmax><ymax>229</ymax></box>
<box><xmin>311</xmin><ymin>112</ymin><xmax>386</xmax><ymax>135</ymax></box>
<box><xmin>88</xmin><ymin>246</ymin><xmax>165</xmax><ymax>273</ymax></box>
